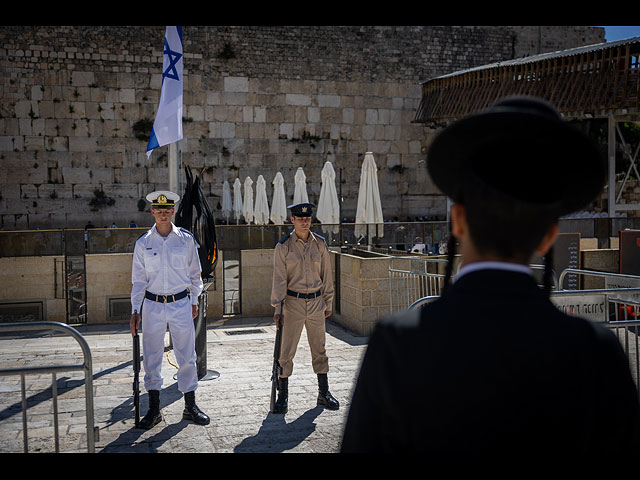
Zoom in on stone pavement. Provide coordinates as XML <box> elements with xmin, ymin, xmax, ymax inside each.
<box><xmin>0</xmin><ymin>317</ymin><xmax>368</xmax><ymax>453</ymax></box>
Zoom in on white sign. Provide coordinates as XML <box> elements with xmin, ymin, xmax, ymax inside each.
<box><xmin>604</xmin><ymin>277</ymin><xmax>640</xmax><ymax>302</ymax></box>
<box><xmin>551</xmin><ymin>294</ymin><xmax>608</xmax><ymax>322</ymax></box>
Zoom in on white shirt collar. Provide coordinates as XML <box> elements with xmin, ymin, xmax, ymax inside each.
<box><xmin>455</xmin><ymin>261</ymin><xmax>533</xmax><ymax>282</ymax></box>
<box><xmin>151</xmin><ymin>222</ymin><xmax>179</xmax><ymax>238</ymax></box>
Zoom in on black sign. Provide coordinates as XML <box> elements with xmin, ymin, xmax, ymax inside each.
<box><xmin>620</xmin><ymin>230</ymin><xmax>640</xmax><ymax>275</ymax></box>
<box><xmin>533</xmin><ymin>232</ymin><xmax>581</xmax><ymax>290</ymax></box>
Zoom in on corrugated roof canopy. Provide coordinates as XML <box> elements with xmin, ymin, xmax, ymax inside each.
<box><xmin>414</xmin><ymin>36</ymin><xmax>640</xmax><ymax>126</ymax></box>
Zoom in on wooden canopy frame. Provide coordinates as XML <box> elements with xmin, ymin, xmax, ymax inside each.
<box><xmin>414</xmin><ymin>36</ymin><xmax>640</xmax><ymax>217</ymax></box>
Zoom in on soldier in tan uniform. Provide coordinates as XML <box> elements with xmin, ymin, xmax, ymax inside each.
<box><xmin>270</xmin><ymin>202</ymin><xmax>339</xmax><ymax>414</ymax></box>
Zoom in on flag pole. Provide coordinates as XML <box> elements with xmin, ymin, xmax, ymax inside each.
<box><xmin>169</xmin><ymin>141</ymin><xmax>179</xmax><ymax>195</ymax></box>
<box><xmin>146</xmin><ymin>26</ymin><xmax>183</xmax><ymax>196</ymax></box>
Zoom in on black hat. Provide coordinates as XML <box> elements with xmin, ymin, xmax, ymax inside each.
<box><xmin>288</xmin><ymin>203</ymin><xmax>315</xmax><ymax>217</ymax></box>
<box><xmin>426</xmin><ymin>96</ymin><xmax>606</xmax><ymax>216</ymax></box>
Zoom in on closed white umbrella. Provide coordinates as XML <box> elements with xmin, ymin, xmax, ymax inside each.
<box><xmin>271</xmin><ymin>172</ymin><xmax>288</xmax><ymax>225</ymax></box>
<box><xmin>293</xmin><ymin>167</ymin><xmax>309</xmax><ymax>204</ymax></box>
<box><xmin>222</xmin><ymin>180</ymin><xmax>232</xmax><ymax>223</ymax></box>
<box><xmin>254</xmin><ymin>175</ymin><xmax>270</xmax><ymax>225</ymax></box>
<box><xmin>242</xmin><ymin>176</ymin><xmax>254</xmax><ymax>224</ymax></box>
<box><xmin>316</xmin><ymin>160</ymin><xmax>340</xmax><ymax>235</ymax></box>
<box><xmin>355</xmin><ymin>152</ymin><xmax>384</xmax><ymax>239</ymax></box>
<box><xmin>233</xmin><ymin>178</ymin><xmax>243</xmax><ymax>224</ymax></box>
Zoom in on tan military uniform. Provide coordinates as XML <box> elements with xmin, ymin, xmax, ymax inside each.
<box><xmin>271</xmin><ymin>230</ymin><xmax>334</xmax><ymax>378</ymax></box>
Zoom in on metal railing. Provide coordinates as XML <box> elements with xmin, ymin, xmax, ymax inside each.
<box><xmin>605</xmin><ymin>297</ymin><xmax>640</xmax><ymax>392</ymax></box>
<box><xmin>0</xmin><ymin>321</ymin><xmax>97</xmax><ymax>453</ymax></box>
<box><xmin>389</xmin><ymin>259</ymin><xmax>558</xmax><ymax>314</ymax></box>
<box><xmin>558</xmin><ymin>268</ymin><xmax>640</xmax><ymax>291</ymax></box>
<box><xmin>0</xmin><ymin>221</ymin><xmax>451</xmax><ymax>256</ymax></box>
<box><xmin>388</xmin><ymin>257</ymin><xmax>449</xmax><ymax>313</ymax></box>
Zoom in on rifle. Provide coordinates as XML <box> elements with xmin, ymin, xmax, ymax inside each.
<box><xmin>270</xmin><ymin>307</ymin><xmax>284</xmax><ymax>413</ymax></box>
<box><xmin>133</xmin><ymin>313</ymin><xmax>141</xmax><ymax>428</ymax></box>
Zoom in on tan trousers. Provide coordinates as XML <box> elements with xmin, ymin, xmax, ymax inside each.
<box><xmin>279</xmin><ymin>295</ymin><xmax>328</xmax><ymax>378</ymax></box>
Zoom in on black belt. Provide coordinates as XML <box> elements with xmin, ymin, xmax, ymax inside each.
<box><xmin>287</xmin><ymin>289</ymin><xmax>321</xmax><ymax>299</ymax></box>
<box><xmin>145</xmin><ymin>289</ymin><xmax>189</xmax><ymax>303</ymax></box>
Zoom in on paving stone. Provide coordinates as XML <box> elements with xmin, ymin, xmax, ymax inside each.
<box><xmin>0</xmin><ymin>317</ymin><xmax>367</xmax><ymax>453</ymax></box>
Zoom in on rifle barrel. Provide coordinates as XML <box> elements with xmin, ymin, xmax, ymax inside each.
<box><xmin>133</xmin><ymin>330</ymin><xmax>141</xmax><ymax>427</ymax></box>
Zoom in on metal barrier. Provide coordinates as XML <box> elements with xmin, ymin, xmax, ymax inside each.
<box><xmin>0</xmin><ymin>321</ymin><xmax>96</xmax><ymax>453</ymax></box>
<box><xmin>0</xmin><ymin>222</ymin><xmax>453</xmax><ymax>256</ymax></box>
<box><xmin>558</xmin><ymin>268</ymin><xmax>640</xmax><ymax>291</ymax></box>
<box><xmin>388</xmin><ymin>257</ymin><xmax>449</xmax><ymax>313</ymax></box>
<box><xmin>408</xmin><ymin>296</ymin><xmax>439</xmax><ymax>310</ymax></box>
<box><xmin>605</xmin><ymin>297</ymin><xmax>640</xmax><ymax>393</ymax></box>
<box><xmin>389</xmin><ymin>259</ymin><xmax>557</xmax><ymax>314</ymax></box>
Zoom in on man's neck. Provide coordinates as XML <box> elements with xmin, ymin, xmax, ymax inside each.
<box><xmin>294</xmin><ymin>229</ymin><xmax>310</xmax><ymax>242</ymax></box>
<box><xmin>155</xmin><ymin>222</ymin><xmax>173</xmax><ymax>237</ymax></box>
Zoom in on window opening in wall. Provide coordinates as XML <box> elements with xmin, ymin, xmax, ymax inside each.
<box><xmin>223</xmin><ymin>250</ymin><xmax>241</xmax><ymax>315</ymax></box>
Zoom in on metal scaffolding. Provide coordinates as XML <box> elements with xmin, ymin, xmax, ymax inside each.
<box><xmin>414</xmin><ymin>36</ymin><xmax>640</xmax><ymax>217</ymax></box>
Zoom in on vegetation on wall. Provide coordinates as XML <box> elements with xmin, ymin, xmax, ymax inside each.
<box><xmin>89</xmin><ymin>188</ymin><xmax>116</xmax><ymax>212</ymax></box>
<box><xmin>132</xmin><ymin>118</ymin><xmax>154</xmax><ymax>142</ymax></box>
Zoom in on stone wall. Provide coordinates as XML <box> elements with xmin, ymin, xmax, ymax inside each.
<box><xmin>0</xmin><ymin>26</ymin><xmax>605</xmax><ymax>230</ymax></box>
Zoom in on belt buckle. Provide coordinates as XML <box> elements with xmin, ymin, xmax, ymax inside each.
<box><xmin>162</xmin><ymin>295</ymin><xmax>167</xmax><ymax>303</ymax></box>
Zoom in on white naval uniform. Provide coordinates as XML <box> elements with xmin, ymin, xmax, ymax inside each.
<box><xmin>131</xmin><ymin>223</ymin><xmax>203</xmax><ymax>394</ymax></box>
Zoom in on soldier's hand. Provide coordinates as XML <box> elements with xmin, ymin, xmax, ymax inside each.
<box><xmin>130</xmin><ymin>312</ymin><xmax>141</xmax><ymax>337</ymax></box>
<box><xmin>324</xmin><ymin>310</ymin><xmax>332</xmax><ymax>318</ymax></box>
<box><xmin>192</xmin><ymin>304</ymin><xmax>198</xmax><ymax>319</ymax></box>
<box><xmin>274</xmin><ymin>313</ymin><xmax>282</xmax><ymax>328</ymax></box>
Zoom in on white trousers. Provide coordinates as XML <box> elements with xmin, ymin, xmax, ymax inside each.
<box><xmin>141</xmin><ymin>296</ymin><xmax>198</xmax><ymax>394</ymax></box>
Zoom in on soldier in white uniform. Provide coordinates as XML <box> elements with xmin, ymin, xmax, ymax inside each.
<box><xmin>129</xmin><ymin>190</ymin><xmax>210</xmax><ymax>429</ymax></box>
<box><xmin>270</xmin><ymin>202</ymin><xmax>339</xmax><ymax>414</ymax></box>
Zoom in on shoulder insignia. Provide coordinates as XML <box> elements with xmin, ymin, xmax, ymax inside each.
<box><xmin>136</xmin><ymin>229</ymin><xmax>152</xmax><ymax>241</ymax></box>
<box><xmin>278</xmin><ymin>232</ymin><xmax>291</xmax><ymax>244</ymax></box>
<box><xmin>313</xmin><ymin>232</ymin><xmax>326</xmax><ymax>243</ymax></box>
<box><xmin>179</xmin><ymin>227</ymin><xmax>199</xmax><ymax>247</ymax></box>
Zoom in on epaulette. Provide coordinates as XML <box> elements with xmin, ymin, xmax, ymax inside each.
<box><xmin>136</xmin><ymin>229</ymin><xmax>152</xmax><ymax>241</ymax></box>
<box><xmin>313</xmin><ymin>232</ymin><xmax>326</xmax><ymax>243</ymax></box>
<box><xmin>278</xmin><ymin>232</ymin><xmax>291</xmax><ymax>244</ymax></box>
<box><xmin>179</xmin><ymin>227</ymin><xmax>199</xmax><ymax>247</ymax></box>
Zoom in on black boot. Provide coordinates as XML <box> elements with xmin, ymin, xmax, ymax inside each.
<box><xmin>317</xmin><ymin>373</ymin><xmax>339</xmax><ymax>410</ymax></box>
<box><xmin>182</xmin><ymin>391</ymin><xmax>210</xmax><ymax>425</ymax></box>
<box><xmin>273</xmin><ymin>377</ymin><xmax>288</xmax><ymax>414</ymax></box>
<box><xmin>138</xmin><ymin>389</ymin><xmax>162</xmax><ymax>429</ymax></box>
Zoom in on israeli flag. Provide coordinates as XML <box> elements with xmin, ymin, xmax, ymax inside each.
<box><xmin>146</xmin><ymin>26</ymin><xmax>183</xmax><ymax>158</ymax></box>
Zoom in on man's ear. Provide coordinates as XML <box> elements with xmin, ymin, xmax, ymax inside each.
<box><xmin>450</xmin><ymin>203</ymin><xmax>467</xmax><ymax>238</ymax></box>
<box><xmin>535</xmin><ymin>223</ymin><xmax>559</xmax><ymax>256</ymax></box>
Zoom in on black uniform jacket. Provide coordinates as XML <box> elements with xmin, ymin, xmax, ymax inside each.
<box><xmin>341</xmin><ymin>269</ymin><xmax>640</xmax><ymax>454</ymax></box>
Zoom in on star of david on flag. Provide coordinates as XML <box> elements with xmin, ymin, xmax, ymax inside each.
<box><xmin>146</xmin><ymin>26</ymin><xmax>183</xmax><ymax>158</ymax></box>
